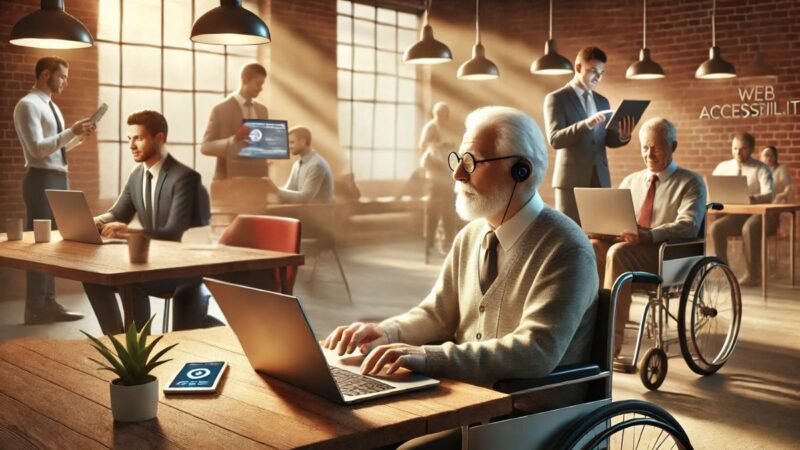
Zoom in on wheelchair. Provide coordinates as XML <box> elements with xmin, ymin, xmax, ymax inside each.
<box><xmin>621</xmin><ymin>203</ymin><xmax>743</xmax><ymax>390</ymax></box>
<box><xmin>463</xmin><ymin>272</ymin><xmax>694</xmax><ymax>450</ymax></box>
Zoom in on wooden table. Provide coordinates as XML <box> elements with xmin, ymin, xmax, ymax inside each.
<box><xmin>0</xmin><ymin>327</ymin><xmax>511</xmax><ymax>449</ymax></box>
<box><xmin>709</xmin><ymin>203</ymin><xmax>799</xmax><ymax>300</ymax></box>
<box><xmin>0</xmin><ymin>231</ymin><xmax>304</xmax><ymax>290</ymax></box>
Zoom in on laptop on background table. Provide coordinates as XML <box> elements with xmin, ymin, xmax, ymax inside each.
<box><xmin>205</xmin><ymin>278</ymin><xmax>439</xmax><ymax>405</ymax></box>
<box><xmin>45</xmin><ymin>190</ymin><xmax>126</xmax><ymax>245</ymax></box>
<box><xmin>705</xmin><ymin>176</ymin><xmax>751</xmax><ymax>205</ymax></box>
<box><xmin>575</xmin><ymin>188</ymin><xmax>639</xmax><ymax>237</ymax></box>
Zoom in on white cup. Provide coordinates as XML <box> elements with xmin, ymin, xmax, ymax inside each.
<box><xmin>33</xmin><ymin>219</ymin><xmax>52</xmax><ymax>243</ymax></box>
<box><xmin>128</xmin><ymin>230</ymin><xmax>151</xmax><ymax>264</ymax></box>
<box><xmin>5</xmin><ymin>218</ymin><xmax>23</xmax><ymax>241</ymax></box>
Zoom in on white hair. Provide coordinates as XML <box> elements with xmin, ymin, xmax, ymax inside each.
<box><xmin>639</xmin><ymin>117</ymin><xmax>677</xmax><ymax>148</ymax></box>
<box><xmin>464</xmin><ymin>106</ymin><xmax>548</xmax><ymax>191</ymax></box>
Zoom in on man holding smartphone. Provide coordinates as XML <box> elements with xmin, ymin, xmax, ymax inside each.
<box><xmin>13</xmin><ymin>56</ymin><xmax>95</xmax><ymax>325</ymax></box>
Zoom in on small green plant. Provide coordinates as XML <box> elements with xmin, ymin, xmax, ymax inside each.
<box><xmin>82</xmin><ymin>315</ymin><xmax>178</xmax><ymax>386</ymax></box>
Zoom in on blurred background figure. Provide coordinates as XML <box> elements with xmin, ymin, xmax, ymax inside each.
<box><xmin>419</xmin><ymin>102</ymin><xmax>457</xmax><ymax>256</ymax></box>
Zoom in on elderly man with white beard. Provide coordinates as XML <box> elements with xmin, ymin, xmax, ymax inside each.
<box><xmin>323</xmin><ymin>106</ymin><xmax>598</xmax><ymax>449</ymax></box>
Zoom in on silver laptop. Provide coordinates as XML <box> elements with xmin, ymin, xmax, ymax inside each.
<box><xmin>205</xmin><ymin>278</ymin><xmax>439</xmax><ymax>405</ymax></box>
<box><xmin>706</xmin><ymin>175</ymin><xmax>750</xmax><ymax>205</ymax></box>
<box><xmin>45</xmin><ymin>190</ymin><xmax>125</xmax><ymax>244</ymax></box>
<box><xmin>575</xmin><ymin>188</ymin><xmax>639</xmax><ymax>236</ymax></box>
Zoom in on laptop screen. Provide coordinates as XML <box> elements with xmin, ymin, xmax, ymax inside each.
<box><xmin>239</xmin><ymin>119</ymin><xmax>290</xmax><ymax>159</ymax></box>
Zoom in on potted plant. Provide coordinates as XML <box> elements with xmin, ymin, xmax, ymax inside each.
<box><xmin>82</xmin><ymin>316</ymin><xmax>178</xmax><ymax>422</ymax></box>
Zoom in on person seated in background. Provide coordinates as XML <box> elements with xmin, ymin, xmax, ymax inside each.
<box><xmin>760</xmin><ymin>146</ymin><xmax>793</xmax><ymax>204</ymax></box>
<box><xmin>83</xmin><ymin>110</ymin><xmax>220</xmax><ymax>334</ymax></box>
<box><xmin>590</xmin><ymin>118</ymin><xmax>707</xmax><ymax>358</ymax></box>
<box><xmin>420</xmin><ymin>102</ymin><xmax>458</xmax><ymax>253</ymax></box>
<box><xmin>323</xmin><ymin>106</ymin><xmax>598</xmax><ymax>449</ymax></box>
<box><xmin>709</xmin><ymin>132</ymin><xmax>774</xmax><ymax>286</ymax></box>
<box><xmin>265</xmin><ymin>126</ymin><xmax>333</xmax><ymax>204</ymax></box>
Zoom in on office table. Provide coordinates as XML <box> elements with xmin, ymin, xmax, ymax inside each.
<box><xmin>0</xmin><ymin>231</ymin><xmax>304</xmax><ymax>291</ymax></box>
<box><xmin>709</xmin><ymin>203</ymin><xmax>799</xmax><ymax>300</ymax></box>
<box><xmin>0</xmin><ymin>327</ymin><xmax>512</xmax><ymax>449</ymax></box>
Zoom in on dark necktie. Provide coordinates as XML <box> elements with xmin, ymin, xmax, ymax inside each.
<box><xmin>48</xmin><ymin>101</ymin><xmax>67</xmax><ymax>166</ymax></box>
<box><xmin>480</xmin><ymin>231</ymin><xmax>499</xmax><ymax>294</ymax></box>
<box><xmin>145</xmin><ymin>170</ymin><xmax>153</xmax><ymax>229</ymax></box>
<box><xmin>638</xmin><ymin>174</ymin><xmax>659</xmax><ymax>228</ymax></box>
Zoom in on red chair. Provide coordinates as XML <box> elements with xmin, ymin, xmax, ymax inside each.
<box><xmin>218</xmin><ymin>215</ymin><xmax>302</xmax><ymax>294</ymax></box>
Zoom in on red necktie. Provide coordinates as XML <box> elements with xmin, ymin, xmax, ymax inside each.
<box><xmin>638</xmin><ymin>174</ymin><xmax>659</xmax><ymax>228</ymax></box>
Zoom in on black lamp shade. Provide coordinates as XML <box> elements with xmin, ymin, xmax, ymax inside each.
<box><xmin>457</xmin><ymin>43</ymin><xmax>499</xmax><ymax>80</ymax></box>
<box><xmin>531</xmin><ymin>39</ymin><xmax>573</xmax><ymax>75</ymax></box>
<box><xmin>403</xmin><ymin>25</ymin><xmax>452</xmax><ymax>64</ymax></box>
<box><xmin>626</xmin><ymin>48</ymin><xmax>665</xmax><ymax>80</ymax></box>
<box><xmin>191</xmin><ymin>0</ymin><xmax>270</xmax><ymax>45</ymax></box>
<box><xmin>696</xmin><ymin>46</ymin><xmax>736</xmax><ymax>79</ymax></box>
<box><xmin>10</xmin><ymin>0</ymin><xmax>93</xmax><ymax>49</ymax></box>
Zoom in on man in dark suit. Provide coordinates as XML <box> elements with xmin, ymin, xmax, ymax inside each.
<box><xmin>83</xmin><ymin>110</ymin><xmax>217</xmax><ymax>334</ymax></box>
<box><xmin>544</xmin><ymin>46</ymin><xmax>634</xmax><ymax>224</ymax></box>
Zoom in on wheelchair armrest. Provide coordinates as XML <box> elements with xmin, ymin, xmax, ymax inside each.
<box><xmin>492</xmin><ymin>364</ymin><xmax>603</xmax><ymax>394</ymax></box>
<box><xmin>662</xmin><ymin>237</ymin><xmax>705</xmax><ymax>246</ymax></box>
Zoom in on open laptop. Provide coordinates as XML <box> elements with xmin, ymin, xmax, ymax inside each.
<box><xmin>706</xmin><ymin>175</ymin><xmax>750</xmax><ymax>205</ymax></box>
<box><xmin>45</xmin><ymin>190</ymin><xmax>125</xmax><ymax>244</ymax></box>
<box><xmin>575</xmin><ymin>188</ymin><xmax>639</xmax><ymax>236</ymax></box>
<box><xmin>205</xmin><ymin>278</ymin><xmax>439</xmax><ymax>405</ymax></box>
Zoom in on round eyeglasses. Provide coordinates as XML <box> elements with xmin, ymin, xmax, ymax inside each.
<box><xmin>448</xmin><ymin>152</ymin><xmax>519</xmax><ymax>174</ymax></box>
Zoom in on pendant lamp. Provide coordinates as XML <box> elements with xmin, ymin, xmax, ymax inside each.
<box><xmin>530</xmin><ymin>0</ymin><xmax>572</xmax><ymax>75</ymax></box>
<box><xmin>10</xmin><ymin>0</ymin><xmax>93</xmax><ymax>49</ymax></box>
<box><xmin>695</xmin><ymin>0</ymin><xmax>735</xmax><ymax>79</ymax></box>
<box><xmin>457</xmin><ymin>0</ymin><xmax>499</xmax><ymax>80</ymax></box>
<box><xmin>403</xmin><ymin>0</ymin><xmax>452</xmax><ymax>64</ymax></box>
<box><xmin>191</xmin><ymin>0</ymin><xmax>270</xmax><ymax>45</ymax></box>
<box><xmin>626</xmin><ymin>0</ymin><xmax>664</xmax><ymax>79</ymax></box>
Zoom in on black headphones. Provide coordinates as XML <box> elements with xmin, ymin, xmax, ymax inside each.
<box><xmin>511</xmin><ymin>158</ymin><xmax>532</xmax><ymax>183</ymax></box>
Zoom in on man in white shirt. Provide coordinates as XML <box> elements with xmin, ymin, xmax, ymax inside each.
<box><xmin>590</xmin><ymin>118</ymin><xmax>707</xmax><ymax>357</ymax></box>
<box><xmin>265</xmin><ymin>126</ymin><xmax>333</xmax><ymax>204</ymax></box>
<box><xmin>13</xmin><ymin>56</ymin><xmax>95</xmax><ymax>325</ymax></box>
<box><xmin>709</xmin><ymin>132</ymin><xmax>775</xmax><ymax>286</ymax></box>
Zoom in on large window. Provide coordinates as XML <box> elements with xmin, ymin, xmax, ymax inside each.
<box><xmin>96</xmin><ymin>0</ymin><xmax>259</xmax><ymax>199</ymax></box>
<box><xmin>336</xmin><ymin>1</ymin><xmax>420</xmax><ymax>181</ymax></box>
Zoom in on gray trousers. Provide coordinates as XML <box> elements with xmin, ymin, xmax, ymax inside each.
<box><xmin>22</xmin><ymin>168</ymin><xmax>68</xmax><ymax>310</ymax></box>
<box><xmin>554</xmin><ymin>167</ymin><xmax>602</xmax><ymax>226</ymax></box>
<box><xmin>709</xmin><ymin>213</ymin><xmax>779</xmax><ymax>278</ymax></box>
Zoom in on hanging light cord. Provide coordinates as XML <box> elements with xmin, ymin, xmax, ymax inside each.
<box><xmin>712</xmin><ymin>0</ymin><xmax>716</xmax><ymax>47</ymax></box>
<box><xmin>548</xmin><ymin>0</ymin><xmax>553</xmax><ymax>40</ymax></box>
<box><xmin>475</xmin><ymin>0</ymin><xmax>481</xmax><ymax>44</ymax></box>
<box><xmin>424</xmin><ymin>0</ymin><xmax>431</xmax><ymax>26</ymax></box>
<box><xmin>643</xmin><ymin>0</ymin><xmax>647</xmax><ymax>48</ymax></box>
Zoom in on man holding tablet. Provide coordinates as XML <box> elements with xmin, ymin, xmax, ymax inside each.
<box><xmin>265</xmin><ymin>126</ymin><xmax>333</xmax><ymax>204</ymax></box>
<box><xmin>589</xmin><ymin>118</ymin><xmax>706</xmax><ymax>358</ymax></box>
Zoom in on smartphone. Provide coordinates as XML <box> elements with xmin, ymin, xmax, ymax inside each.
<box><xmin>90</xmin><ymin>103</ymin><xmax>108</xmax><ymax>124</ymax></box>
<box><xmin>163</xmin><ymin>361</ymin><xmax>228</xmax><ymax>394</ymax></box>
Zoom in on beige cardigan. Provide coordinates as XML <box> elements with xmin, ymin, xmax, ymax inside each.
<box><xmin>381</xmin><ymin>207</ymin><xmax>598</xmax><ymax>387</ymax></box>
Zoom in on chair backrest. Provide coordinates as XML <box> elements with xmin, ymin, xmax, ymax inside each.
<box><xmin>218</xmin><ymin>215</ymin><xmax>302</xmax><ymax>293</ymax></box>
<box><xmin>191</xmin><ymin>182</ymin><xmax>211</xmax><ymax>227</ymax></box>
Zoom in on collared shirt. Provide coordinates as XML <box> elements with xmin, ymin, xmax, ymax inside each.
<box><xmin>233</xmin><ymin>93</ymin><xmax>256</xmax><ymax>119</ymax></box>
<box><xmin>570</xmin><ymin>80</ymin><xmax>596</xmax><ymax>116</ymax></box>
<box><xmin>277</xmin><ymin>150</ymin><xmax>334</xmax><ymax>204</ymax></box>
<box><xmin>712</xmin><ymin>157</ymin><xmax>774</xmax><ymax>203</ymax></box>
<box><xmin>645</xmin><ymin>160</ymin><xmax>678</xmax><ymax>188</ymax></box>
<box><xmin>13</xmin><ymin>88</ymin><xmax>78</xmax><ymax>172</ymax></box>
<box><xmin>140</xmin><ymin>153</ymin><xmax>168</xmax><ymax>225</ymax></box>
<box><xmin>481</xmin><ymin>192</ymin><xmax>545</xmax><ymax>273</ymax></box>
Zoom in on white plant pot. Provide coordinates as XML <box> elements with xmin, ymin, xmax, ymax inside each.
<box><xmin>110</xmin><ymin>376</ymin><xmax>159</xmax><ymax>422</ymax></box>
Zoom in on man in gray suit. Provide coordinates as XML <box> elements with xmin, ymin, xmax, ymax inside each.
<box><xmin>84</xmin><ymin>110</ymin><xmax>217</xmax><ymax>334</ymax></box>
<box><xmin>544</xmin><ymin>46</ymin><xmax>634</xmax><ymax>224</ymax></box>
<box><xmin>590</xmin><ymin>118</ymin><xmax>707</xmax><ymax>357</ymax></box>
<box><xmin>201</xmin><ymin>62</ymin><xmax>270</xmax><ymax>180</ymax></box>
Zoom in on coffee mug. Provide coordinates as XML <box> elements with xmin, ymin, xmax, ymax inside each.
<box><xmin>5</xmin><ymin>218</ymin><xmax>23</xmax><ymax>241</ymax></box>
<box><xmin>33</xmin><ymin>219</ymin><xmax>52</xmax><ymax>243</ymax></box>
<box><xmin>128</xmin><ymin>230</ymin><xmax>151</xmax><ymax>264</ymax></box>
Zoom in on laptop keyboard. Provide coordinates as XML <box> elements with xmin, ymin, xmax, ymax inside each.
<box><xmin>328</xmin><ymin>366</ymin><xmax>394</xmax><ymax>396</ymax></box>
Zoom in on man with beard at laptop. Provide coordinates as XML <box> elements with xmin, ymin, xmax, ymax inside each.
<box><xmin>323</xmin><ymin>106</ymin><xmax>598</xmax><ymax>449</ymax></box>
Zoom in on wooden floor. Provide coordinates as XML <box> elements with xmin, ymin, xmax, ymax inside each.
<box><xmin>0</xmin><ymin>230</ymin><xmax>798</xmax><ymax>449</ymax></box>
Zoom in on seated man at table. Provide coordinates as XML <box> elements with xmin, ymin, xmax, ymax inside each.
<box><xmin>590</xmin><ymin>118</ymin><xmax>706</xmax><ymax>358</ymax></box>
<box><xmin>323</xmin><ymin>106</ymin><xmax>598</xmax><ymax>449</ymax></box>
<box><xmin>709</xmin><ymin>132</ymin><xmax>774</xmax><ymax>286</ymax></box>
<box><xmin>264</xmin><ymin>126</ymin><xmax>334</xmax><ymax>204</ymax></box>
<box><xmin>83</xmin><ymin>110</ymin><xmax>219</xmax><ymax>334</ymax></box>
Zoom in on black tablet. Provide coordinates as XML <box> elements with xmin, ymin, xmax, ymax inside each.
<box><xmin>239</xmin><ymin>119</ymin><xmax>290</xmax><ymax>159</ymax></box>
<box><xmin>605</xmin><ymin>100</ymin><xmax>650</xmax><ymax>134</ymax></box>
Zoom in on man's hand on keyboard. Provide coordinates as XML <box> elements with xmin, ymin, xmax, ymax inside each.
<box><xmin>361</xmin><ymin>343</ymin><xmax>426</xmax><ymax>376</ymax></box>
<box><xmin>322</xmin><ymin>322</ymin><xmax>389</xmax><ymax>356</ymax></box>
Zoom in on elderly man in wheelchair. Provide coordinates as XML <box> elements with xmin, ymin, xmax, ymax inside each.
<box><xmin>590</xmin><ymin>118</ymin><xmax>742</xmax><ymax>390</ymax></box>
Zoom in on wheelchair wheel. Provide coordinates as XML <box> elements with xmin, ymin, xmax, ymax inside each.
<box><xmin>678</xmin><ymin>257</ymin><xmax>742</xmax><ymax>375</ymax></box>
<box><xmin>639</xmin><ymin>347</ymin><xmax>668</xmax><ymax>390</ymax></box>
<box><xmin>554</xmin><ymin>400</ymin><xmax>693</xmax><ymax>450</ymax></box>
